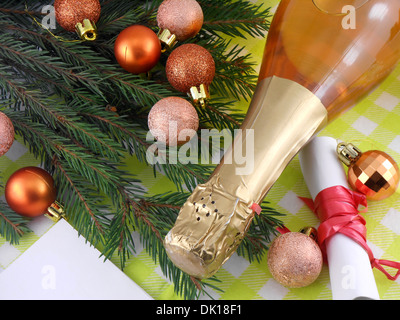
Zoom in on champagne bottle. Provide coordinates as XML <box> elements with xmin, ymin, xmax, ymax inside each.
<box><xmin>260</xmin><ymin>0</ymin><xmax>400</xmax><ymax>120</ymax></box>
<box><xmin>164</xmin><ymin>0</ymin><xmax>400</xmax><ymax>279</ymax></box>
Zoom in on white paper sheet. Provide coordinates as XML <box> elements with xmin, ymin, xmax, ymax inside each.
<box><xmin>299</xmin><ymin>136</ymin><xmax>379</xmax><ymax>300</ymax></box>
<box><xmin>0</xmin><ymin>219</ymin><xmax>152</xmax><ymax>300</ymax></box>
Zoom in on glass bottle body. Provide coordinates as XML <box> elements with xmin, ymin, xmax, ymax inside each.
<box><xmin>259</xmin><ymin>0</ymin><xmax>400</xmax><ymax>121</ymax></box>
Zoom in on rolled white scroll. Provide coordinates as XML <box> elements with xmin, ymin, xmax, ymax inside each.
<box><xmin>299</xmin><ymin>136</ymin><xmax>380</xmax><ymax>300</ymax></box>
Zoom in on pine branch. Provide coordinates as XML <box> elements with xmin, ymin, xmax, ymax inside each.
<box><xmin>129</xmin><ymin>192</ymin><xmax>285</xmax><ymax>299</ymax></box>
<box><xmin>6</xmin><ymin>115</ymin><xmax>110</xmax><ymax>242</ymax></box>
<box><xmin>75</xmin><ymin>104</ymin><xmax>215</xmax><ymax>192</ymax></box>
<box><xmin>55</xmin><ymin>162</ymin><xmax>110</xmax><ymax>244</ymax></box>
<box><xmin>197</xmin><ymin>98</ymin><xmax>244</xmax><ymax>130</ymax></box>
<box><xmin>237</xmin><ymin>202</ymin><xmax>285</xmax><ymax>263</ymax></box>
<box><xmin>0</xmin><ymin>201</ymin><xmax>31</xmax><ymax>245</ymax></box>
<box><xmin>1</xmin><ymin>21</ymin><xmax>173</xmax><ymax>108</ymax></box>
<box><xmin>97</xmin><ymin>1</ymin><xmax>148</xmax><ymax>35</ymax></box>
<box><xmin>102</xmin><ymin>203</ymin><xmax>136</xmax><ymax>267</ymax></box>
<box><xmin>0</xmin><ymin>0</ymin><xmax>279</xmax><ymax>300</ymax></box>
<box><xmin>131</xmin><ymin>192</ymin><xmax>224</xmax><ymax>299</ymax></box>
<box><xmin>199</xmin><ymin>0</ymin><xmax>271</xmax><ymax>39</ymax></box>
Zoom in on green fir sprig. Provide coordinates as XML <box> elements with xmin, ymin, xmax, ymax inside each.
<box><xmin>0</xmin><ymin>0</ymin><xmax>283</xmax><ymax>300</ymax></box>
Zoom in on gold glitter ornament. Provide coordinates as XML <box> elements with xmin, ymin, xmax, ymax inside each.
<box><xmin>55</xmin><ymin>0</ymin><xmax>101</xmax><ymax>41</ymax></box>
<box><xmin>157</xmin><ymin>0</ymin><xmax>203</xmax><ymax>50</ymax></box>
<box><xmin>267</xmin><ymin>227</ymin><xmax>323</xmax><ymax>288</ymax></box>
<box><xmin>148</xmin><ymin>97</ymin><xmax>199</xmax><ymax>146</ymax></box>
<box><xmin>166</xmin><ymin>44</ymin><xmax>215</xmax><ymax>106</ymax></box>
<box><xmin>0</xmin><ymin>112</ymin><xmax>14</xmax><ymax>157</ymax></box>
<box><xmin>337</xmin><ymin>142</ymin><xmax>400</xmax><ymax>201</ymax></box>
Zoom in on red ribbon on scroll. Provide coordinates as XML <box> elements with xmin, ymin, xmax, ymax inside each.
<box><xmin>300</xmin><ymin>185</ymin><xmax>400</xmax><ymax>281</ymax></box>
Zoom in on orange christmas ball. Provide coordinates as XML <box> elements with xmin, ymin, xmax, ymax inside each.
<box><xmin>5</xmin><ymin>167</ymin><xmax>57</xmax><ymax>218</ymax></box>
<box><xmin>348</xmin><ymin>150</ymin><xmax>400</xmax><ymax>201</ymax></box>
<box><xmin>114</xmin><ymin>25</ymin><xmax>161</xmax><ymax>74</ymax></box>
<box><xmin>55</xmin><ymin>0</ymin><xmax>101</xmax><ymax>40</ymax></box>
<box><xmin>166</xmin><ymin>43</ymin><xmax>215</xmax><ymax>93</ymax></box>
<box><xmin>55</xmin><ymin>0</ymin><xmax>101</xmax><ymax>32</ymax></box>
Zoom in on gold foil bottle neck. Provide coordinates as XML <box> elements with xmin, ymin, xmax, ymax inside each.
<box><xmin>164</xmin><ymin>76</ymin><xmax>328</xmax><ymax>279</ymax></box>
<box><xmin>164</xmin><ymin>175</ymin><xmax>255</xmax><ymax>279</ymax></box>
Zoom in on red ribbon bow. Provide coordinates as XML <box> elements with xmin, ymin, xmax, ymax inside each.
<box><xmin>300</xmin><ymin>185</ymin><xmax>400</xmax><ymax>281</ymax></box>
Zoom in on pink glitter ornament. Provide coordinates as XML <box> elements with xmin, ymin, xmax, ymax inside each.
<box><xmin>0</xmin><ymin>112</ymin><xmax>14</xmax><ymax>157</ymax></box>
<box><xmin>148</xmin><ymin>97</ymin><xmax>199</xmax><ymax>147</ymax></box>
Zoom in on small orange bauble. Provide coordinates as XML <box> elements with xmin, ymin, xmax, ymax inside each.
<box><xmin>114</xmin><ymin>25</ymin><xmax>161</xmax><ymax>74</ymax></box>
<box><xmin>55</xmin><ymin>0</ymin><xmax>101</xmax><ymax>40</ymax></box>
<box><xmin>337</xmin><ymin>142</ymin><xmax>400</xmax><ymax>201</ymax></box>
<box><xmin>5</xmin><ymin>167</ymin><xmax>57</xmax><ymax>218</ymax></box>
<box><xmin>348</xmin><ymin>150</ymin><xmax>400</xmax><ymax>201</ymax></box>
<box><xmin>166</xmin><ymin>43</ymin><xmax>215</xmax><ymax>93</ymax></box>
<box><xmin>55</xmin><ymin>0</ymin><xmax>101</xmax><ymax>32</ymax></box>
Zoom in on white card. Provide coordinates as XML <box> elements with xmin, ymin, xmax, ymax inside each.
<box><xmin>0</xmin><ymin>219</ymin><xmax>153</xmax><ymax>300</ymax></box>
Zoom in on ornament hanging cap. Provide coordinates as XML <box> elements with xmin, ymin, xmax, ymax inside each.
<box><xmin>54</xmin><ymin>0</ymin><xmax>101</xmax><ymax>41</ymax></box>
<box><xmin>157</xmin><ymin>28</ymin><xmax>177</xmax><ymax>52</ymax></box>
<box><xmin>76</xmin><ymin>19</ymin><xmax>98</xmax><ymax>41</ymax></box>
<box><xmin>337</xmin><ymin>141</ymin><xmax>362</xmax><ymax>166</ymax></box>
<box><xmin>189</xmin><ymin>84</ymin><xmax>210</xmax><ymax>107</ymax></box>
<box><xmin>156</xmin><ymin>0</ymin><xmax>204</xmax><ymax>51</ymax></box>
<box><xmin>299</xmin><ymin>226</ymin><xmax>318</xmax><ymax>242</ymax></box>
<box><xmin>46</xmin><ymin>201</ymin><xmax>66</xmax><ymax>222</ymax></box>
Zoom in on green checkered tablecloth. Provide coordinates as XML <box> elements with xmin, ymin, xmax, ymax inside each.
<box><xmin>1</xmin><ymin>0</ymin><xmax>400</xmax><ymax>300</ymax></box>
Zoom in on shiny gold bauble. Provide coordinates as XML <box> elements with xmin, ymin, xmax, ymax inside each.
<box><xmin>166</xmin><ymin>43</ymin><xmax>215</xmax><ymax>93</ymax></box>
<box><xmin>148</xmin><ymin>97</ymin><xmax>199</xmax><ymax>146</ymax></box>
<box><xmin>157</xmin><ymin>0</ymin><xmax>203</xmax><ymax>41</ymax></box>
<box><xmin>55</xmin><ymin>0</ymin><xmax>101</xmax><ymax>35</ymax></box>
<box><xmin>0</xmin><ymin>112</ymin><xmax>14</xmax><ymax>157</ymax></box>
<box><xmin>5</xmin><ymin>167</ymin><xmax>57</xmax><ymax>218</ymax></box>
<box><xmin>267</xmin><ymin>231</ymin><xmax>323</xmax><ymax>288</ymax></box>
<box><xmin>348</xmin><ymin>150</ymin><xmax>399</xmax><ymax>201</ymax></box>
<box><xmin>114</xmin><ymin>25</ymin><xmax>161</xmax><ymax>74</ymax></box>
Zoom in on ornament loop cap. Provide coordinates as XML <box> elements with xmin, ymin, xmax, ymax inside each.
<box><xmin>157</xmin><ymin>28</ymin><xmax>177</xmax><ymax>52</ymax></box>
<box><xmin>337</xmin><ymin>142</ymin><xmax>362</xmax><ymax>166</ymax></box>
<box><xmin>189</xmin><ymin>84</ymin><xmax>210</xmax><ymax>107</ymax></box>
<box><xmin>299</xmin><ymin>226</ymin><xmax>318</xmax><ymax>242</ymax></box>
<box><xmin>45</xmin><ymin>201</ymin><xmax>65</xmax><ymax>222</ymax></box>
<box><xmin>76</xmin><ymin>19</ymin><xmax>97</xmax><ymax>41</ymax></box>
